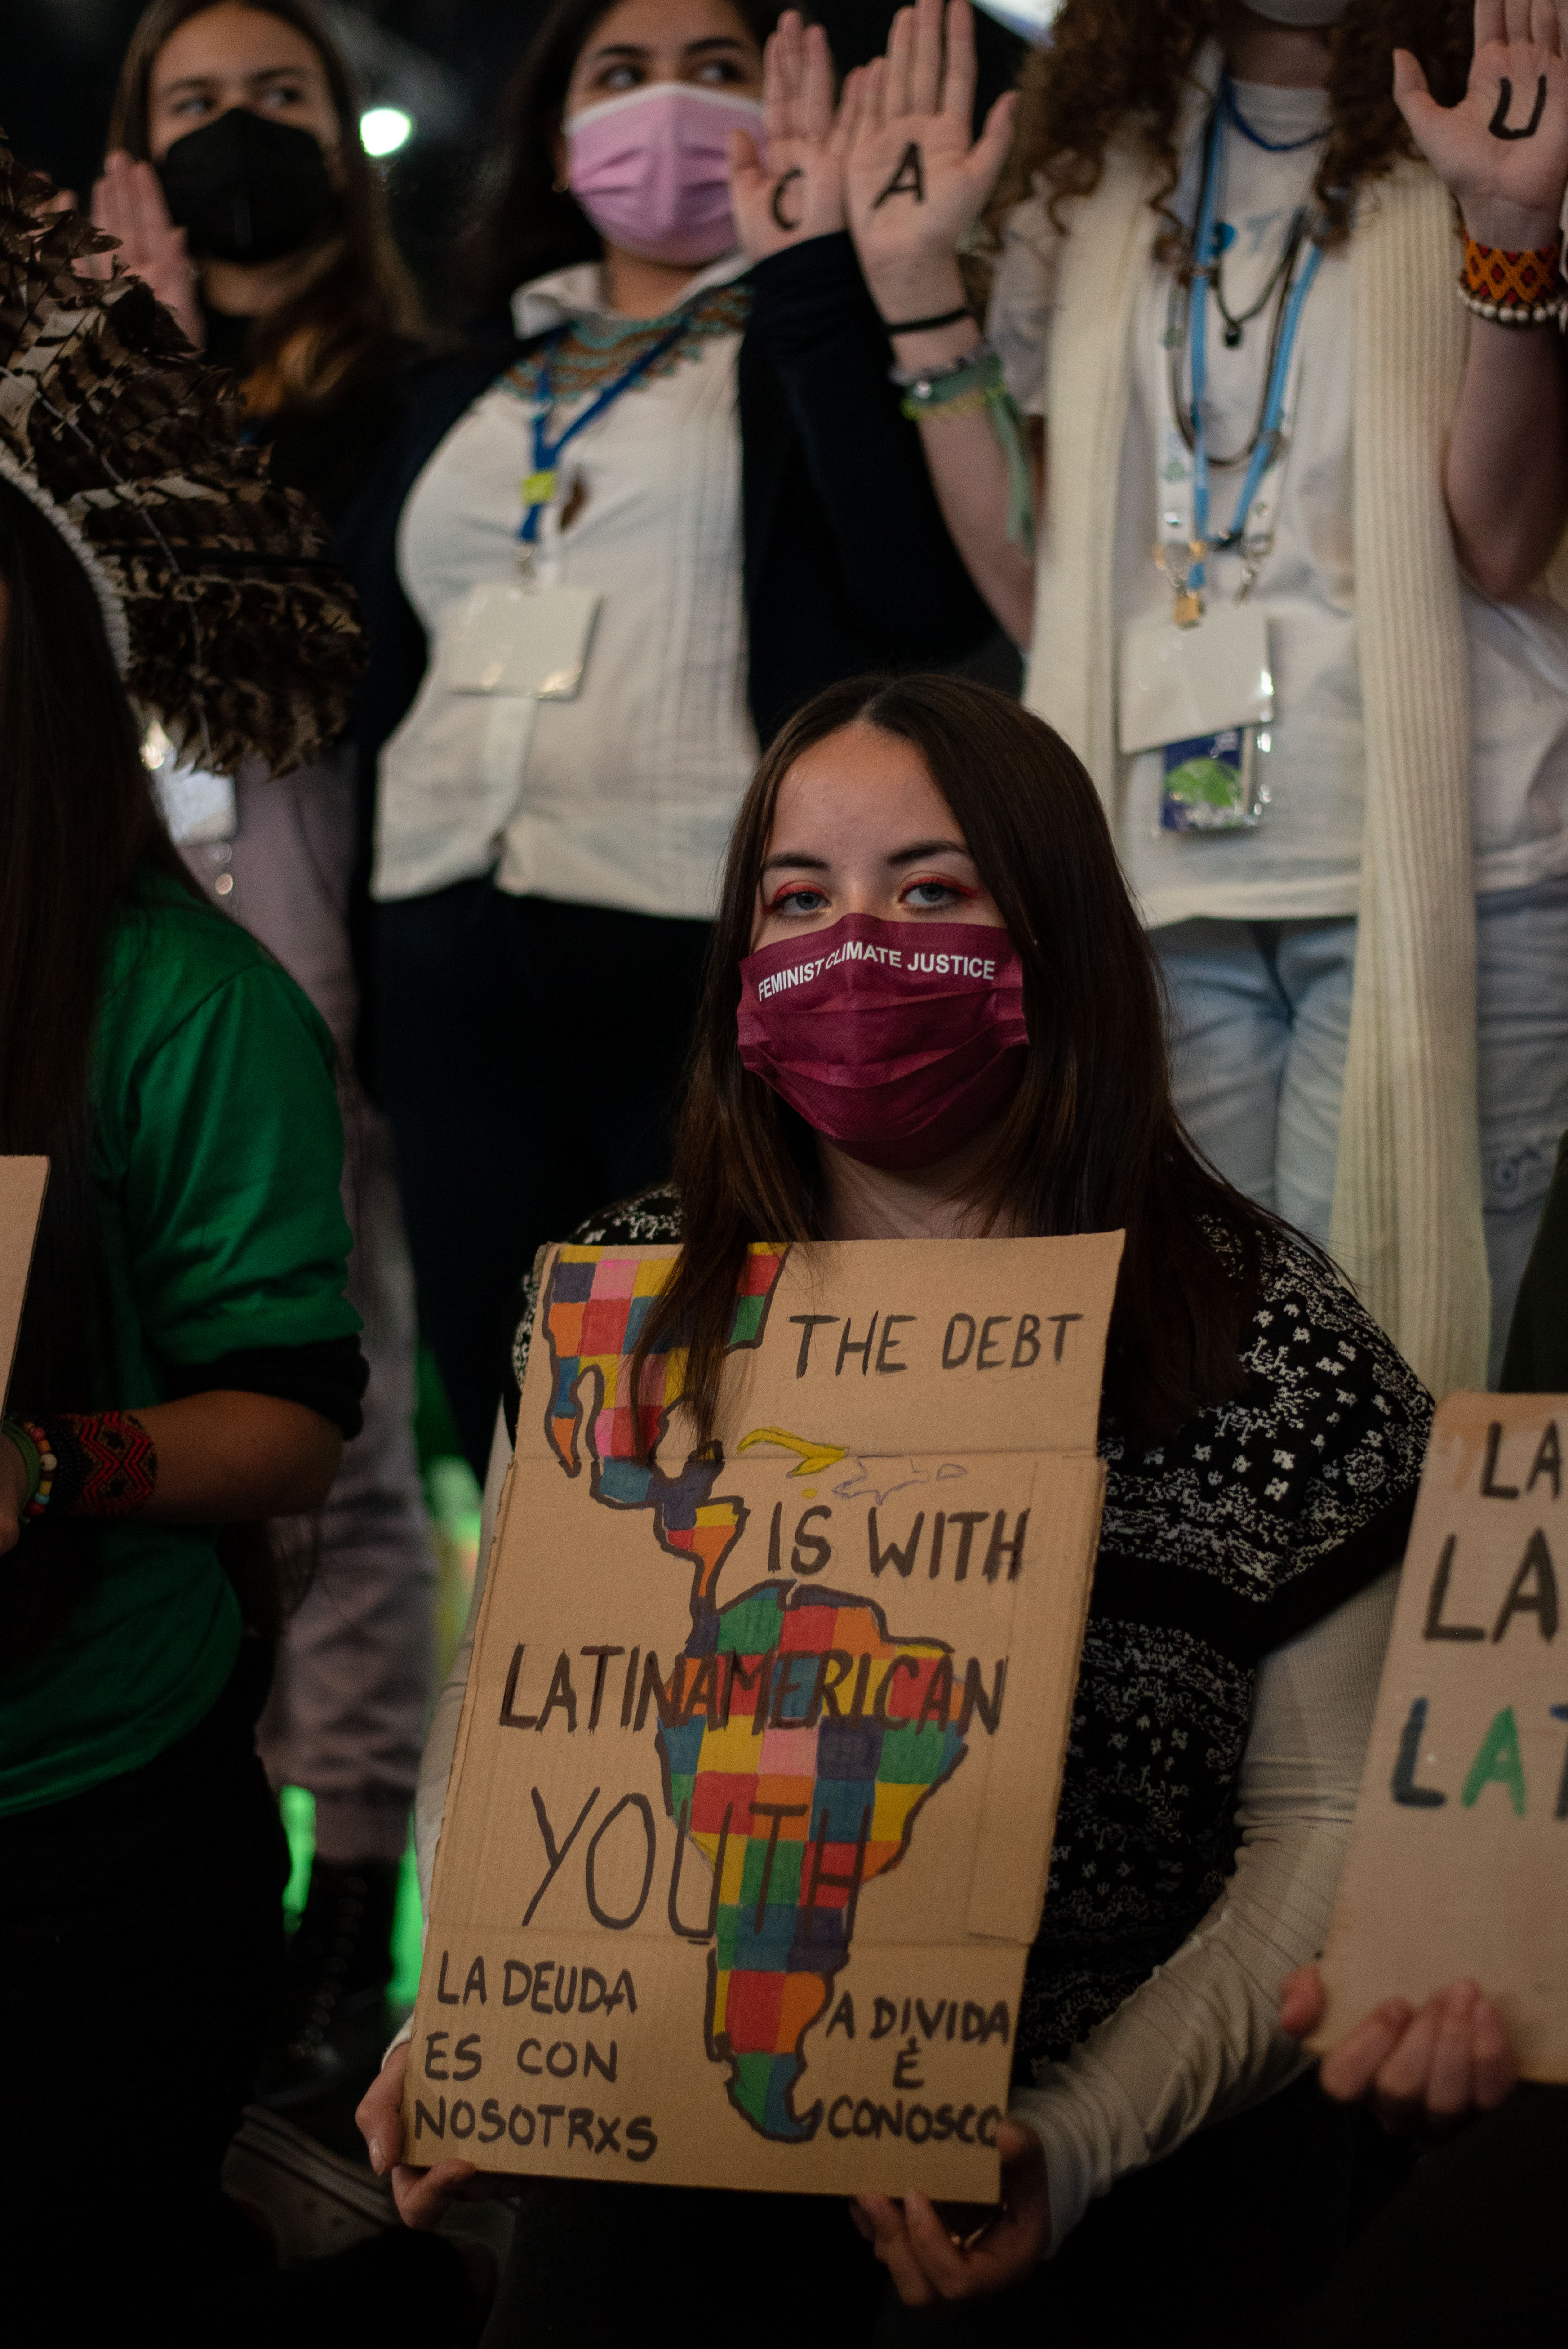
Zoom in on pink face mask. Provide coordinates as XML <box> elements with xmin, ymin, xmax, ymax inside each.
<box><xmin>564</xmin><ymin>82</ymin><xmax>764</xmax><ymax>267</ymax></box>
<box><xmin>737</xmin><ymin>913</ymin><xmax>1030</xmax><ymax>1172</ymax></box>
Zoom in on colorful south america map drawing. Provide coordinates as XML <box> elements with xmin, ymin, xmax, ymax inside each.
<box><xmin>542</xmin><ymin>1246</ymin><xmax>969</xmax><ymax>2143</ymax></box>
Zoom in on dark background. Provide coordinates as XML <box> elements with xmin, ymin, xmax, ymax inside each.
<box><xmin>6</xmin><ymin>0</ymin><xmax>1027</xmax><ymax>316</ymax></box>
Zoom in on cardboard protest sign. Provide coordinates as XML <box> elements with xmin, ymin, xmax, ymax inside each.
<box><xmin>0</xmin><ymin>1158</ymin><xmax>48</xmax><ymax>1403</ymax></box>
<box><xmin>409</xmin><ymin>1231</ymin><xmax>1122</xmax><ymax>2198</ymax></box>
<box><xmin>1313</xmin><ymin>1392</ymin><xmax>1568</xmax><ymax>2081</ymax></box>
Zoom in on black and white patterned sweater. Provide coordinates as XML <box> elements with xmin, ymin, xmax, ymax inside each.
<box><xmin>504</xmin><ymin>1185</ymin><xmax>1432</xmax><ymax>2080</ymax></box>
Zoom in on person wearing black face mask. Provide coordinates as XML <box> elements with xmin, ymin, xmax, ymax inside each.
<box><xmin>94</xmin><ymin>0</ymin><xmax>421</xmax><ymax>524</ymax></box>
<box><xmin>157</xmin><ymin>100</ymin><xmax>334</xmax><ymax>269</ymax></box>
<box><xmin>92</xmin><ymin>0</ymin><xmax>443</xmax><ymax>2144</ymax></box>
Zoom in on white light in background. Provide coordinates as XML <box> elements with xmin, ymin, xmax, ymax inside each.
<box><xmin>972</xmin><ymin>0</ymin><xmax>1058</xmax><ymax>38</ymax></box>
<box><xmin>360</xmin><ymin>105</ymin><xmax>414</xmax><ymax>157</ymax></box>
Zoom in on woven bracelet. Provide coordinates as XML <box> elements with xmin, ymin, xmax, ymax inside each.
<box><xmin>19</xmin><ymin>1411</ymin><xmax>157</xmax><ymax>1519</ymax></box>
<box><xmin>896</xmin><ymin>338</ymin><xmax>1003</xmax><ymax>413</ymax></box>
<box><xmin>1459</xmin><ymin>235</ymin><xmax>1566</xmax><ymax>327</ymax></box>
<box><xmin>898</xmin><ymin>351</ymin><xmax>1035</xmax><ymax>556</ymax></box>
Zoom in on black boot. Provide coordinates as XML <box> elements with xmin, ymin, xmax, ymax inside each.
<box><xmin>258</xmin><ymin>1857</ymin><xmax>401</xmax><ymax>2114</ymax></box>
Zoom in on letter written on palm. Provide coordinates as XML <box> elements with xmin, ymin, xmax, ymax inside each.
<box><xmin>728</xmin><ymin>9</ymin><xmax>853</xmax><ymax>262</ymax></box>
<box><xmin>842</xmin><ymin>0</ymin><xmax>1015</xmax><ymax>324</ymax></box>
<box><xmin>1397</xmin><ymin>0</ymin><xmax>1568</xmax><ymax>248</ymax></box>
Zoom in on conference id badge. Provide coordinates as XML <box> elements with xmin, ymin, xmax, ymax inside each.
<box><xmin>441</xmin><ymin>579</ymin><xmax>602</xmax><ymax>701</ymax></box>
<box><xmin>1159</xmin><ymin>728</ymin><xmax>1261</xmax><ymax>832</ymax></box>
<box><xmin>1117</xmin><ymin>604</ymin><xmax>1273</xmax><ymax>758</ymax></box>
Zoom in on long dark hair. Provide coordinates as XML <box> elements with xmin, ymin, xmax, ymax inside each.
<box><xmin>454</xmin><ymin>0</ymin><xmax>779</xmax><ymax>312</ymax></box>
<box><xmin>631</xmin><ymin>673</ymin><xmax>1295</xmax><ymax>1453</ymax></box>
<box><xmin>0</xmin><ymin>477</ymin><xmax>198</xmax><ymax>1662</ymax></box>
<box><xmin>996</xmin><ymin>0</ymin><xmax>1472</xmax><ymax>250</ymax></box>
<box><xmin>108</xmin><ymin>0</ymin><xmax>422</xmax><ymax>417</ymax></box>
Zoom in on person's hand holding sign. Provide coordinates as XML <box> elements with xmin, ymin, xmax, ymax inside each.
<box><xmin>1396</xmin><ymin>0</ymin><xmax>1568</xmax><ymax>252</ymax></box>
<box><xmin>841</xmin><ymin>0</ymin><xmax>1015</xmax><ymax>337</ymax></box>
<box><xmin>357</xmin><ymin>2039</ymin><xmax>526</xmax><ymax>2229</ymax></box>
<box><xmin>1280</xmin><ymin>1963</ymin><xmax>1518</xmax><ymax>2133</ymax></box>
<box><xmin>851</xmin><ymin>2118</ymin><xmax>1051</xmax><ymax>2305</ymax></box>
<box><xmin>729</xmin><ymin>10</ymin><xmax>853</xmax><ymax>261</ymax></box>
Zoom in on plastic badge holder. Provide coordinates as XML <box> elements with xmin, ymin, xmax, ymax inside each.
<box><xmin>1117</xmin><ymin>604</ymin><xmax>1273</xmax><ymax>757</ymax></box>
<box><xmin>441</xmin><ymin>579</ymin><xmax>603</xmax><ymax>701</ymax></box>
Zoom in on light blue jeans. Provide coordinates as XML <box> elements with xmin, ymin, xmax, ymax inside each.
<box><xmin>1155</xmin><ymin>876</ymin><xmax>1568</xmax><ymax>1384</ymax></box>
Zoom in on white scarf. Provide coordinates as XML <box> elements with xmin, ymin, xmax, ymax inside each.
<box><xmin>1026</xmin><ymin>137</ymin><xmax>1496</xmax><ymax>1399</ymax></box>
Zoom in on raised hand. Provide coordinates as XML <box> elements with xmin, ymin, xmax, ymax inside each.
<box><xmin>1280</xmin><ymin>1963</ymin><xmax>1518</xmax><ymax>2133</ymax></box>
<box><xmin>90</xmin><ymin>150</ymin><xmax>204</xmax><ymax>349</ymax></box>
<box><xmin>1396</xmin><ymin>1</ymin><xmax>1568</xmax><ymax>249</ymax></box>
<box><xmin>729</xmin><ymin>11</ymin><xmax>850</xmax><ymax>262</ymax></box>
<box><xmin>843</xmin><ymin>0</ymin><xmax>1017</xmax><ymax>324</ymax></box>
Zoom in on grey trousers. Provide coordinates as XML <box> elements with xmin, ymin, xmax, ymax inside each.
<box><xmin>184</xmin><ymin>755</ymin><xmax>436</xmax><ymax>1864</ymax></box>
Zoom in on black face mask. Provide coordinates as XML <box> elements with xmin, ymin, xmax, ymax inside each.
<box><xmin>157</xmin><ymin>107</ymin><xmax>334</xmax><ymax>265</ymax></box>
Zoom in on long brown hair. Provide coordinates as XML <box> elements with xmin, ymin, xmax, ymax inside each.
<box><xmin>996</xmin><ymin>0</ymin><xmax>1473</xmax><ymax>249</ymax></box>
<box><xmin>631</xmin><ymin>673</ymin><xmax>1296</xmax><ymax>1455</ymax></box>
<box><xmin>108</xmin><ymin>0</ymin><xmax>421</xmax><ymax>417</ymax></box>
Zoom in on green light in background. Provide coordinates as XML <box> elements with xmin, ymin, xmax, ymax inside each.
<box><xmin>279</xmin><ymin>1784</ymin><xmax>425</xmax><ymax>2010</ymax></box>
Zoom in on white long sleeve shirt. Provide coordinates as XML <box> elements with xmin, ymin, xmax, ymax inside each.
<box><xmin>372</xmin><ymin>255</ymin><xmax>756</xmax><ymax>916</ymax></box>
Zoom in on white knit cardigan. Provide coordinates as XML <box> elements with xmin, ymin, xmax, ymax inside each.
<box><xmin>1024</xmin><ymin>137</ymin><xmax>1501</xmax><ymax>1399</ymax></box>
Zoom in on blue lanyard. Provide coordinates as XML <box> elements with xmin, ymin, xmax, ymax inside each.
<box><xmin>1186</xmin><ymin>98</ymin><xmax>1324</xmax><ymax>592</ymax></box>
<box><xmin>518</xmin><ymin>316</ymin><xmax>692</xmax><ymax>545</ymax></box>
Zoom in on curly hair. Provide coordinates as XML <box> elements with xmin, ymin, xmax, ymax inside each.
<box><xmin>995</xmin><ymin>0</ymin><xmax>1474</xmax><ymax>251</ymax></box>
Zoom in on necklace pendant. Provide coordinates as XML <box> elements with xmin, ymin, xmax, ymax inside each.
<box><xmin>1223</xmin><ymin>320</ymin><xmax>1243</xmax><ymax>350</ymax></box>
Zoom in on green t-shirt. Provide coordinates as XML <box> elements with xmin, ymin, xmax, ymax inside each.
<box><xmin>0</xmin><ymin>870</ymin><xmax>358</xmax><ymax>1813</ymax></box>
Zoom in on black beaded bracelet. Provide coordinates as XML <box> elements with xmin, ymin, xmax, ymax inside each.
<box><xmin>880</xmin><ymin>304</ymin><xmax>973</xmax><ymax>336</ymax></box>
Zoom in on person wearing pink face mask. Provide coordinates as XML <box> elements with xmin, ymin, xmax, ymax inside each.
<box><xmin>358</xmin><ymin>672</ymin><xmax>1439</xmax><ymax>2345</ymax></box>
<box><xmin>349</xmin><ymin>0</ymin><xmax>995</xmax><ymax>1488</ymax></box>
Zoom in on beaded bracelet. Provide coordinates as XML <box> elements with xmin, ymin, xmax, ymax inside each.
<box><xmin>1459</xmin><ymin>235</ymin><xmax>1566</xmax><ymax>327</ymax></box>
<box><xmin>1</xmin><ymin>1411</ymin><xmax>156</xmax><ymax>1520</ymax></box>
<box><xmin>1</xmin><ymin>1416</ymin><xmax>48</xmax><ymax>1516</ymax></box>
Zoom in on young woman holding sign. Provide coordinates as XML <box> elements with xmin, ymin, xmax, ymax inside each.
<box><xmin>798</xmin><ymin>0</ymin><xmax>1568</xmax><ymax>1408</ymax></box>
<box><xmin>361</xmin><ymin>674</ymin><xmax>1443</xmax><ymax>2342</ymax></box>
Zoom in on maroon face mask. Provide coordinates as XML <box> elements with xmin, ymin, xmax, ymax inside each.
<box><xmin>737</xmin><ymin>912</ymin><xmax>1029</xmax><ymax>1171</ymax></box>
